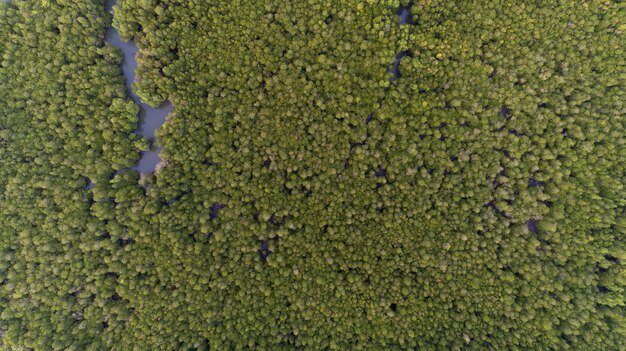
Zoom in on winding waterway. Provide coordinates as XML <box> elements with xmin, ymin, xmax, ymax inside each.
<box><xmin>104</xmin><ymin>0</ymin><xmax>172</xmax><ymax>173</ymax></box>
<box><xmin>391</xmin><ymin>3</ymin><xmax>414</xmax><ymax>81</ymax></box>
<box><xmin>103</xmin><ymin>0</ymin><xmax>409</xmax><ymax>171</ymax></box>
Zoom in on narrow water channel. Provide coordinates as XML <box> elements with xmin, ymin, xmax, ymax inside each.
<box><xmin>104</xmin><ymin>0</ymin><xmax>172</xmax><ymax>174</ymax></box>
<box><xmin>366</xmin><ymin>3</ymin><xmax>414</xmax><ymax>124</ymax></box>
<box><xmin>104</xmin><ymin>0</ymin><xmax>407</xmax><ymax>172</ymax></box>
<box><xmin>391</xmin><ymin>3</ymin><xmax>414</xmax><ymax>82</ymax></box>
<box><xmin>397</xmin><ymin>3</ymin><xmax>414</xmax><ymax>26</ymax></box>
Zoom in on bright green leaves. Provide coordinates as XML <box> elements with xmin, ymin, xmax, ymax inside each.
<box><xmin>109</xmin><ymin>98</ymin><xmax>139</xmax><ymax>130</ymax></box>
<box><xmin>0</xmin><ymin>0</ymin><xmax>142</xmax><ymax>349</ymax></box>
<box><xmin>2</xmin><ymin>0</ymin><xmax>625</xmax><ymax>349</ymax></box>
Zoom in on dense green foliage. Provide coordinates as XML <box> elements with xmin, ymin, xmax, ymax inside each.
<box><xmin>0</xmin><ymin>0</ymin><xmax>145</xmax><ymax>349</ymax></box>
<box><xmin>1</xmin><ymin>0</ymin><xmax>625</xmax><ymax>349</ymax></box>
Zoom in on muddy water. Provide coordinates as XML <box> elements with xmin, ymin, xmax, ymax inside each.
<box><xmin>104</xmin><ymin>0</ymin><xmax>172</xmax><ymax>173</ymax></box>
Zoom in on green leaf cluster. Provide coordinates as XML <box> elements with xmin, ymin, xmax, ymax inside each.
<box><xmin>0</xmin><ymin>0</ymin><xmax>144</xmax><ymax>349</ymax></box>
<box><xmin>110</xmin><ymin>0</ymin><xmax>625</xmax><ymax>349</ymax></box>
<box><xmin>1</xmin><ymin>0</ymin><xmax>625</xmax><ymax>349</ymax></box>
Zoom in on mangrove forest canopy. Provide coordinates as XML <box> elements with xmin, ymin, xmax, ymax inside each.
<box><xmin>0</xmin><ymin>0</ymin><xmax>625</xmax><ymax>349</ymax></box>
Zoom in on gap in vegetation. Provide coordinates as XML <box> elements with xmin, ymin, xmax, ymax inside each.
<box><xmin>104</xmin><ymin>0</ymin><xmax>173</xmax><ymax>174</ymax></box>
<box><xmin>390</xmin><ymin>1</ymin><xmax>414</xmax><ymax>81</ymax></box>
